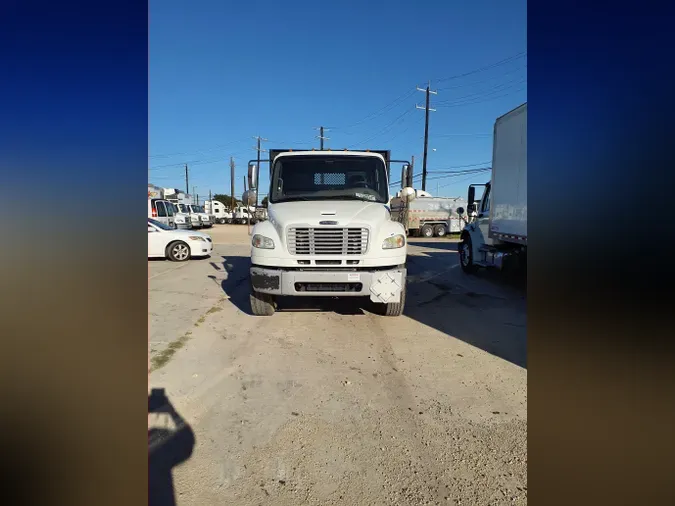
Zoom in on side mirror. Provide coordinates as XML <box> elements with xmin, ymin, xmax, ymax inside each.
<box><xmin>400</xmin><ymin>186</ymin><xmax>416</xmax><ymax>202</ymax></box>
<box><xmin>242</xmin><ymin>189</ymin><xmax>257</xmax><ymax>206</ymax></box>
<box><xmin>400</xmin><ymin>164</ymin><xmax>411</xmax><ymax>188</ymax></box>
<box><xmin>248</xmin><ymin>163</ymin><xmax>257</xmax><ymax>190</ymax></box>
<box><xmin>467</xmin><ymin>186</ymin><xmax>475</xmax><ymax>208</ymax></box>
<box><xmin>456</xmin><ymin>207</ymin><xmax>465</xmax><ymax>215</ymax></box>
<box><xmin>467</xmin><ymin>203</ymin><xmax>476</xmax><ymax>214</ymax></box>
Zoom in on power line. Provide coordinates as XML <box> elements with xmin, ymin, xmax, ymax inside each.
<box><xmin>435</xmin><ymin>78</ymin><xmax>527</xmax><ymax>106</ymax></box>
<box><xmin>436</xmin><ymin>86</ymin><xmax>527</xmax><ymax>108</ymax></box>
<box><xmin>350</xmin><ymin>107</ymin><xmax>415</xmax><ymax>148</ymax></box>
<box><xmin>148</xmin><ymin>137</ymin><xmax>250</xmax><ymax>159</ymax></box>
<box><xmin>330</xmin><ymin>88</ymin><xmax>417</xmax><ymax>132</ymax></box>
<box><xmin>436</xmin><ymin>66</ymin><xmax>526</xmax><ymax>91</ymax></box>
<box><xmin>434</xmin><ymin>51</ymin><xmax>526</xmax><ymax>83</ymax></box>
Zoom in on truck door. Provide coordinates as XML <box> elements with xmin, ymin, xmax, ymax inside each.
<box><xmin>477</xmin><ymin>185</ymin><xmax>493</xmax><ymax>245</ymax></box>
<box><xmin>164</xmin><ymin>200</ymin><xmax>176</xmax><ymax>228</ymax></box>
<box><xmin>154</xmin><ymin>200</ymin><xmax>169</xmax><ymax>227</ymax></box>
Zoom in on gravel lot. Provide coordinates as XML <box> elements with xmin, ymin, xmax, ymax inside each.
<box><xmin>149</xmin><ymin>224</ymin><xmax>527</xmax><ymax>506</ymax></box>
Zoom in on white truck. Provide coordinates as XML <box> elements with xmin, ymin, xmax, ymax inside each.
<box><xmin>390</xmin><ymin>192</ymin><xmax>467</xmax><ymax>237</ymax></box>
<box><xmin>233</xmin><ymin>206</ymin><xmax>252</xmax><ymax>224</ymax></box>
<box><xmin>458</xmin><ymin>103</ymin><xmax>527</xmax><ymax>272</ymax></box>
<box><xmin>205</xmin><ymin>200</ymin><xmax>233</xmax><ymax>224</ymax></box>
<box><xmin>159</xmin><ymin>188</ymin><xmax>194</xmax><ymax>229</ymax></box>
<box><xmin>246</xmin><ymin>149</ymin><xmax>413</xmax><ymax>317</ymax></box>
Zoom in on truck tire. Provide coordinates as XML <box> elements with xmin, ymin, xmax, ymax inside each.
<box><xmin>421</xmin><ymin>224</ymin><xmax>434</xmax><ymax>238</ymax></box>
<box><xmin>374</xmin><ymin>280</ymin><xmax>407</xmax><ymax>317</ymax></box>
<box><xmin>434</xmin><ymin>224</ymin><xmax>447</xmax><ymax>237</ymax></box>
<box><xmin>250</xmin><ymin>290</ymin><xmax>276</xmax><ymax>316</ymax></box>
<box><xmin>217</xmin><ymin>218</ymin><xmax>225</xmax><ymax>224</ymax></box>
<box><xmin>166</xmin><ymin>241</ymin><xmax>190</xmax><ymax>262</ymax></box>
<box><xmin>458</xmin><ymin>233</ymin><xmax>479</xmax><ymax>274</ymax></box>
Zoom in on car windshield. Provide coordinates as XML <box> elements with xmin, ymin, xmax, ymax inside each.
<box><xmin>270</xmin><ymin>155</ymin><xmax>388</xmax><ymax>204</ymax></box>
<box><xmin>148</xmin><ymin>218</ymin><xmax>173</xmax><ymax>231</ymax></box>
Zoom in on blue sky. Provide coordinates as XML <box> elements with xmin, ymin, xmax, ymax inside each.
<box><xmin>149</xmin><ymin>0</ymin><xmax>526</xmax><ymax>201</ymax></box>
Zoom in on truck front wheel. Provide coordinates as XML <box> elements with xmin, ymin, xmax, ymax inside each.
<box><xmin>374</xmin><ymin>280</ymin><xmax>407</xmax><ymax>317</ymax></box>
<box><xmin>458</xmin><ymin>234</ymin><xmax>479</xmax><ymax>274</ymax></box>
<box><xmin>250</xmin><ymin>289</ymin><xmax>276</xmax><ymax>316</ymax></box>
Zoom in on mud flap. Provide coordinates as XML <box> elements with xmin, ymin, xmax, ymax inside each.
<box><xmin>369</xmin><ymin>271</ymin><xmax>403</xmax><ymax>303</ymax></box>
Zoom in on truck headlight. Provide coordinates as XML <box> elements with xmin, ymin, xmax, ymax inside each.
<box><xmin>382</xmin><ymin>234</ymin><xmax>405</xmax><ymax>249</ymax></box>
<box><xmin>252</xmin><ymin>234</ymin><xmax>275</xmax><ymax>249</ymax></box>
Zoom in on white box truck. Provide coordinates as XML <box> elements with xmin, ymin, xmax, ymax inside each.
<box><xmin>458</xmin><ymin>103</ymin><xmax>527</xmax><ymax>272</ymax></box>
<box><xmin>246</xmin><ymin>149</ymin><xmax>413</xmax><ymax>316</ymax></box>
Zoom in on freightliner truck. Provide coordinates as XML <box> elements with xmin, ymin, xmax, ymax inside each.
<box><xmin>458</xmin><ymin>103</ymin><xmax>527</xmax><ymax>272</ymax></box>
<box><xmin>246</xmin><ymin>149</ymin><xmax>414</xmax><ymax>316</ymax></box>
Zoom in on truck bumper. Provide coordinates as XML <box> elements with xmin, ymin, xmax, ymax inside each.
<box><xmin>250</xmin><ymin>266</ymin><xmax>406</xmax><ymax>304</ymax></box>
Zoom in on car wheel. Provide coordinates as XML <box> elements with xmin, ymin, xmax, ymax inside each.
<box><xmin>166</xmin><ymin>241</ymin><xmax>190</xmax><ymax>262</ymax></box>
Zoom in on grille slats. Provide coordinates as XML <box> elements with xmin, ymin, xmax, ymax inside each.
<box><xmin>288</xmin><ymin>227</ymin><xmax>368</xmax><ymax>255</ymax></box>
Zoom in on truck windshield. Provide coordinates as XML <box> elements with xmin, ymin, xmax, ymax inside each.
<box><xmin>270</xmin><ymin>155</ymin><xmax>388</xmax><ymax>204</ymax></box>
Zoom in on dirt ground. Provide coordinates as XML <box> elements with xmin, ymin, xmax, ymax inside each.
<box><xmin>149</xmin><ymin>224</ymin><xmax>527</xmax><ymax>506</ymax></box>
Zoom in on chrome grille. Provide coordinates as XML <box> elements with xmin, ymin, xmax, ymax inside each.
<box><xmin>287</xmin><ymin>227</ymin><xmax>369</xmax><ymax>255</ymax></box>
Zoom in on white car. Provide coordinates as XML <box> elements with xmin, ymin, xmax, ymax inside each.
<box><xmin>148</xmin><ymin>218</ymin><xmax>213</xmax><ymax>261</ymax></box>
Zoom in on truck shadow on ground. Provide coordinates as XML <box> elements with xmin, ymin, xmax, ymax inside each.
<box><xmin>213</xmin><ymin>249</ymin><xmax>526</xmax><ymax>368</ymax></box>
<box><xmin>149</xmin><ymin>388</ymin><xmax>195</xmax><ymax>506</ymax></box>
<box><xmin>405</xmin><ymin>248</ymin><xmax>527</xmax><ymax>369</ymax></box>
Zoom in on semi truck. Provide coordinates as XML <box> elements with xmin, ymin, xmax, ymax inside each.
<box><xmin>458</xmin><ymin>103</ymin><xmax>527</xmax><ymax>272</ymax></box>
<box><xmin>390</xmin><ymin>192</ymin><xmax>467</xmax><ymax>237</ymax></box>
<box><xmin>246</xmin><ymin>149</ymin><xmax>413</xmax><ymax>316</ymax></box>
<box><xmin>205</xmin><ymin>200</ymin><xmax>233</xmax><ymax>224</ymax></box>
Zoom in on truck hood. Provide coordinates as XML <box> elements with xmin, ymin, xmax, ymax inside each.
<box><xmin>268</xmin><ymin>200</ymin><xmax>390</xmax><ymax>228</ymax></box>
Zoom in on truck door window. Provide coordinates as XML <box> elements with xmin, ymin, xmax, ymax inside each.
<box><xmin>166</xmin><ymin>202</ymin><xmax>174</xmax><ymax>217</ymax></box>
<box><xmin>156</xmin><ymin>201</ymin><xmax>167</xmax><ymax>217</ymax></box>
<box><xmin>481</xmin><ymin>187</ymin><xmax>491</xmax><ymax>214</ymax></box>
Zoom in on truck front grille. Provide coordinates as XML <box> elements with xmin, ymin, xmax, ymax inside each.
<box><xmin>287</xmin><ymin>227</ymin><xmax>369</xmax><ymax>255</ymax></box>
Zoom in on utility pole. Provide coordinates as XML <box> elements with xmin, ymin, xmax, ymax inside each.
<box><xmin>185</xmin><ymin>164</ymin><xmax>189</xmax><ymax>194</ymax></box>
<box><xmin>253</xmin><ymin>136</ymin><xmax>267</xmax><ymax>207</ymax></box>
<box><xmin>416</xmin><ymin>82</ymin><xmax>437</xmax><ymax>191</ymax></box>
<box><xmin>230</xmin><ymin>157</ymin><xmax>235</xmax><ymax>211</ymax></box>
<box><xmin>192</xmin><ymin>186</ymin><xmax>196</xmax><ymax>205</ymax></box>
<box><xmin>209</xmin><ymin>189</ymin><xmax>212</xmax><ymax>207</ymax></box>
<box><xmin>315</xmin><ymin>127</ymin><xmax>330</xmax><ymax>150</ymax></box>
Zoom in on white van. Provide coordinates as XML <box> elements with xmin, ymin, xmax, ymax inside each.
<box><xmin>148</xmin><ymin>198</ymin><xmax>176</xmax><ymax>229</ymax></box>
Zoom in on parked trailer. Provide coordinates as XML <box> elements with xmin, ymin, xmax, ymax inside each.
<box><xmin>390</xmin><ymin>193</ymin><xmax>467</xmax><ymax>237</ymax></box>
<box><xmin>458</xmin><ymin>102</ymin><xmax>527</xmax><ymax>272</ymax></box>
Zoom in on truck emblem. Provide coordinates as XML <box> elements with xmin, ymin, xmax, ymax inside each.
<box><xmin>319</xmin><ymin>220</ymin><xmax>338</xmax><ymax>225</ymax></box>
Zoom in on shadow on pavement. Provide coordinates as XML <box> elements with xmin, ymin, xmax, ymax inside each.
<box><xmin>149</xmin><ymin>388</ymin><xmax>195</xmax><ymax>506</ymax></box>
<box><xmin>405</xmin><ymin>243</ymin><xmax>527</xmax><ymax>369</ymax></box>
<box><xmin>212</xmin><ymin>245</ymin><xmax>526</xmax><ymax>368</ymax></box>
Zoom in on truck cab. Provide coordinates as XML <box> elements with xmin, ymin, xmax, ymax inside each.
<box><xmin>247</xmin><ymin>150</ymin><xmax>411</xmax><ymax>316</ymax></box>
<box><xmin>176</xmin><ymin>203</ymin><xmax>202</xmax><ymax>229</ymax></box>
<box><xmin>205</xmin><ymin>200</ymin><xmax>233</xmax><ymax>224</ymax></box>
